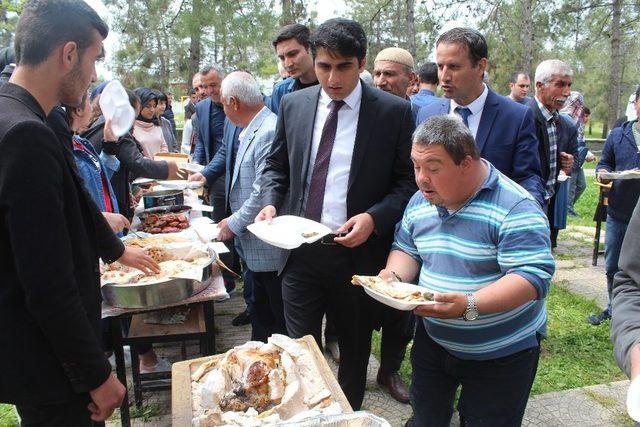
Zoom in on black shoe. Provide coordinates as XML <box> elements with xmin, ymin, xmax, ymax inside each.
<box><xmin>232</xmin><ymin>310</ymin><xmax>251</xmax><ymax>326</ymax></box>
<box><xmin>225</xmin><ymin>281</ymin><xmax>236</xmax><ymax>295</ymax></box>
<box><xmin>587</xmin><ymin>309</ymin><xmax>611</xmax><ymax>325</ymax></box>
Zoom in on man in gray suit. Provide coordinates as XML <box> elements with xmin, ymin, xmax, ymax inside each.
<box><xmin>215</xmin><ymin>71</ymin><xmax>287</xmax><ymax>342</ymax></box>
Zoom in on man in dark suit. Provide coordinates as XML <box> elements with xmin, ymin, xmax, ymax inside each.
<box><xmin>525</xmin><ymin>59</ymin><xmax>578</xmax><ymax>247</ymax></box>
<box><xmin>0</xmin><ymin>0</ymin><xmax>158</xmax><ymax>424</ymax></box>
<box><xmin>255</xmin><ymin>18</ymin><xmax>416</xmax><ymax>410</ymax></box>
<box><xmin>417</xmin><ymin>28</ymin><xmax>545</xmax><ymax>206</ymax></box>
<box><xmin>192</xmin><ymin>63</ymin><xmax>241</xmax><ymax>293</ymax></box>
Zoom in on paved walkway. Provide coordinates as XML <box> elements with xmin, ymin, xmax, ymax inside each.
<box><xmin>106</xmin><ymin>224</ymin><xmax>635</xmax><ymax>426</ymax></box>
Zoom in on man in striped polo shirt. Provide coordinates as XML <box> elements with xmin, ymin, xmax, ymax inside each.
<box><xmin>381</xmin><ymin>116</ymin><xmax>555</xmax><ymax>426</ymax></box>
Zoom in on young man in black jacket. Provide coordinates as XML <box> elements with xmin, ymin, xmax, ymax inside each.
<box><xmin>0</xmin><ymin>1</ymin><xmax>158</xmax><ymax>424</ymax></box>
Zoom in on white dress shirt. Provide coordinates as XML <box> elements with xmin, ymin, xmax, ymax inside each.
<box><xmin>449</xmin><ymin>84</ymin><xmax>489</xmax><ymax>139</ymax></box>
<box><xmin>305</xmin><ymin>81</ymin><xmax>362</xmax><ymax>231</ymax></box>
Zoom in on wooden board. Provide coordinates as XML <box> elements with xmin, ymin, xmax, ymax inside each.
<box><xmin>171</xmin><ymin>335</ymin><xmax>352</xmax><ymax>426</ymax></box>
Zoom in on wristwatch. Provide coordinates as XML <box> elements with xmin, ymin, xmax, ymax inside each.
<box><xmin>463</xmin><ymin>294</ymin><xmax>479</xmax><ymax>321</ymax></box>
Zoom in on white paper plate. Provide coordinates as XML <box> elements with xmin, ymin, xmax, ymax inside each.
<box><xmin>362</xmin><ymin>281</ymin><xmax>437</xmax><ymax>311</ymax></box>
<box><xmin>247</xmin><ymin>215</ymin><xmax>332</xmax><ymax>250</ymax></box>
<box><xmin>131</xmin><ymin>177</ymin><xmax>157</xmax><ymax>185</ymax></box>
<box><xmin>178</xmin><ymin>162</ymin><xmax>204</xmax><ymax>173</ymax></box>
<box><xmin>156</xmin><ymin>180</ymin><xmax>204</xmax><ymax>190</ymax></box>
<box><xmin>599</xmin><ymin>169</ymin><xmax>640</xmax><ymax>181</ymax></box>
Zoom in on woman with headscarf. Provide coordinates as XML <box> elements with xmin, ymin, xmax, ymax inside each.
<box><xmin>561</xmin><ymin>91</ymin><xmax>594</xmax><ymax>216</ymax></box>
<box><xmin>132</xmin><ymin>87</ymin><xmax>168</xmax><ymax>158</ymax></box>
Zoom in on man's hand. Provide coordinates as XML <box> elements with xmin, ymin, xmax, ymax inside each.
<box><xmin>255</xmin><ymin>205</ymin><xmax>276</xmax><ymax>223</ymax></box>
<box><xmin>103</xmin><ymin>118</ymin><xmax>117</xmax><ymax>142</ymax></box>
<box><xmin>377</xmin><ymin>269</ymin><xmax>396</xmax><ymax>283</ymax></box>
<box><xmin>87</xmin><ymin>374</ymin><xmax>126</xmax><ymax>422</ymax></box>
<box><xmin>334</xmin><ymin>213</ymin><xmax>375</xmax><ymax>248</ymax></box>
<box><xmin>116</xmin><ymin>246</ymin><xmax>160</xmax><ymax>274</ymax></box>
<box><xmin>559</xmin><ymin>152</ymin><xmax>574</xmax><ymax>174</ymax></box>
<box><xmin>586</xmin><ymin>151</ymin><xmax>596</xmax><ymax>163</ymax></box>
<box><xmin>217</xmin><ymin>218</ymin><xmax>236</xmax><ymax>241</ymax></box>
<box><xmin>597</xmin><ymin>168</ymin><xmax>613</xmax><ymax>185</ymax></box>
<box><xmin>188</xmin><ymin>172</ymin><xmax>207</xmax><ymax>183</ymax></box>
<box><xmin>167</xmin><ymin>161</ymin><xmax>187</xmax><ymax>180</ymax></box>
<box><xmin>413</xmin><ymin>292</ymin><xmax>467</xmax><ymax>319</ymax></box>
<box><xmin>102</xmin><ymin>212</ymin><xmax>130</xmax><ymax>234</ymax></box>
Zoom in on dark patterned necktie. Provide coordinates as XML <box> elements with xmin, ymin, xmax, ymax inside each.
<box><xmin>305</xmin><ymin>99</ymin><xmax>345</xmax><ymax>222</ymax></box>
<box><xmin>455</xmin><ymin>106</ymin><xmax>472</xmax><ymax>128</ymax></box>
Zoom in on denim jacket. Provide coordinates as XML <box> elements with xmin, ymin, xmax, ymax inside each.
<box><xmin>72</xmin><ymin>135</ymin><xmax>120</xmax><ymax>213</ymax></box>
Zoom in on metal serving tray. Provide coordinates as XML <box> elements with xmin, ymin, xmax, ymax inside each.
<box><xmin>101</xmin><ymin>250</ymin><xmax>217</xmax><ymax>309</ymax></box>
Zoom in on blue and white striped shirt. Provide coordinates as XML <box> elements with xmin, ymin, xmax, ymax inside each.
<box><xmin>393</xmin><ymin>161</ymin><xmax>554</xmax><ymax>360</ymax></box>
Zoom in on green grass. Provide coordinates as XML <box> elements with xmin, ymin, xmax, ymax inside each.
<box><xmin>531</xmin><ymin>285</ymin><xmax>624</xmax><ymax>395</ymax></box>
<box><xmin>372</xmin><ymin>285</ymin><xmax>624</xmax><ymax>396</ymax></box>
<box><xmin>567</xmin><ymin>175</ymin><xmax>601</xmax><ymax>227</ymax></box>
<box><xmin>585</xmin><ymin>121</ymin><xmax>605</xmax><ymax>139</ymax></box>
<box><xmin>0</xmin><ymin>404</ymin><xmax>18</xmax><ymax>426</ymax></box>
<box><xmin>130</xmin><ymin>403</ymin><xmax>160</xmax><ymax>421</ymax></box>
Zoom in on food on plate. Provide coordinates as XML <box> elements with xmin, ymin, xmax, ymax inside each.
<box><xmin>140</xmin><ymin>211</ymin><xmax>189</xmax><ymax>234</ymax></box>
<box><xmin>190</xmin><ymin>335</ymin><xmax>341</xmax><ymax>426</ymax></box>
<box><xmin>351</xmin><ymin>275</ymin><xmax>434</xmax><ymax>302</ymax></box>
<box><xmin>301</xmin><ymin>231</ymin><xmax>319</xmax><ymax>238</ymax></box>
<box><xmin>124</xmin><ymin>234</ymin><xmax>190</xmax><ymax>249</ymax></box>
<box><xmin>101</xmin><ymin>249</ymin><xmax>210</xmax><ymax>285</ymax></box>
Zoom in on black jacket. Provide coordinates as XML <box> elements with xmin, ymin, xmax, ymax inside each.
<box><xmin>0</xmin><ymin>83</ymin><xmax>124</xmax><ymax>405</ymax></box>
<box><xmin>261</xmin><ymin>82</ymin><xmax>417</xmax><ymax>274</ymax></box>
<box><xmin>83</xmin><ymin>116</ymin><xmax>169</xmax><ymax>220</ymax></box>
<box><xmin>525</xmin><ymin>97</ymin><xmax>579</xmax><ymax>187</ymax></box>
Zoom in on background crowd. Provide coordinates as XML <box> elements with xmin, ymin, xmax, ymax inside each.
<box><xmin>1</xmin><ymin>1</ymin><xmax>640</xmax><ymax>426</ymax></box>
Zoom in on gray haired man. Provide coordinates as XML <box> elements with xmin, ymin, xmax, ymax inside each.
<box><xmin>214</xmin><ymin>71</ymin><xmax>287</xmax><ymax>342</ymax></box>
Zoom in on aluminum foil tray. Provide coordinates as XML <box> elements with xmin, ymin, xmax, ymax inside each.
<box><xmin>101</xmin><ymin>250</ymin><xmax>216</xmax><ymax>309</ymax></box>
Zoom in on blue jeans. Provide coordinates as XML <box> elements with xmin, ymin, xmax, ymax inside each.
<box><xmin>568</xmin><ymin>167</ymin><xmax>586</xmax><ymax>213</ymax></box>
<box><xmin>604</xmin><ymin>216</ymin><xmax>629</xmax><ymax>312</ymax></box>
<box><xmin>409</xmin><ymin>321</ymin><xmax>540</xmax><ymax>427</ymax></box>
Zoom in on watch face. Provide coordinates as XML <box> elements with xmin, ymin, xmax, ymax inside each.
<box><xmin>465</xmin><ymin>309</ymin><xmax>479</xmax><ymax>321</ymax></box>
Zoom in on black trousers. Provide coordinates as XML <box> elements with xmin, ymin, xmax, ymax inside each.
<box><xmin>379</xmin><ymin>306</ymin><xmax>415</xmax><ymax>373</ymax></box>
<box><xmin>16</xmin><ymin>397</ymin><xmax>103</xmax><ymax>427</ymax></box>
<box><xmin>410</xmin><ymin>321</ymin><xmax>540</xmax><ymax>427</ymax></box>
<box><xmin>247</xmin><ymin>269</ymin><xmax>287</xmax><ymax>342</ymax></box>
<box><xmin>281</xmin><ymin>242</ymin><xmax>373</xmax><ymax>410</ymax></box>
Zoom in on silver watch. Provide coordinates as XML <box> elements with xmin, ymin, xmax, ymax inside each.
<box><xmin>463</xmin><ymin>294</ymin><xmax>479</xmax><ymax>321</ymax></box>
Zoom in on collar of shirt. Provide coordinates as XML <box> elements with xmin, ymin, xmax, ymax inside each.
<box><xmin>536</xmin><ymin>98</ymin><xmax>557</xmax><ymax>122</ymax></box>
<box><xmin>418</xmin><ymin>88</ymin><xmax>435</xmax><ymax>97</ymax></box>
<box><xmin>238</xmin><ymin>106</ymin><xmax>268</xmax><ymax>142</ymax></box>
<box><xmin>435</xmin><ymin>159</ymin><xmax>497</xmax><ymax>218</ymax></box>
<box><xmin>0</xmin><ymin>82</ymin><xmax>47</xmax><ymax>121</ymax></box>
<box><xmin>449</xmin><ymin>83</ymin><xmax>489</xmax><ymax>117</ymax></box>
<box><xmin>318</xmin><ymin>80</ymin><xmax>363</xmax><ymax>112</ymax></box>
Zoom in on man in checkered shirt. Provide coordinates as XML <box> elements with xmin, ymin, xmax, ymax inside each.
<box><xmin>525</xmin><ymin>60</ymin><xmax>579</xmax><ymax>246</ymax></box>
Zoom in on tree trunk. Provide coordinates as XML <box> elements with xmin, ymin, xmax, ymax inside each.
<box><xmin>188</xmin><ymin>0</ymin><xmax>203</xmax><ymax>84</ymax></box>
<box><xmin>406</xmin><ymin>0</ymin><xmax>416</xmax><ymax>58</ymax></box>
<box><xmin>606</xmin><ymin>0</ymin><xmax>623</xmax><ymax>131</ymax></box>
<box><xmin>0</xmin><ymin>6</ymin><xmax>9</xmax><ymax>48</ymax></box>
<box><xmin>520</xmin><ymin>0</ymin><xmax>534</xmax><ymax>76</ymax></box>
<box><xmin>280</xmin><ymin>0</ymin><xmax>292</xmax><ymax>26</ymax></box>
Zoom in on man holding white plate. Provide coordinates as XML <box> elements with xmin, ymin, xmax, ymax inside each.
<box><xmin>379</xmin><ymin>115</ymin><xmax>555</xmax><ymax>426</ymax></box>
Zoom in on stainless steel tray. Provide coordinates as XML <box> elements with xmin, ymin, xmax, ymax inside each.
<box><xmin>101</xmin><ymin>250</ymin><xmax>216</xmax><ymax>309</ymax></box>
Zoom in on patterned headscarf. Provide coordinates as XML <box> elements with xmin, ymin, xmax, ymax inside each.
<box><xmin>561</xmin><ymin>91</ymin><xmax>586</xmax><ymax>125</ymax></box>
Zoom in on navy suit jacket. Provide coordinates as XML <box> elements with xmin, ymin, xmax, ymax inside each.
<box><xmin>201</xmin><ymin>117</ymin><xmax>242</xmax><ymax>208</ymax></box>
<box><xmin>417</xmin><ymin>89</ymin><xmax>545</xmax><ymax>206</ymax></box>
<box><xmin>193</xmin><ymin>98</ymin><xmax>225</xmax><ymax>165</ymax></box>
